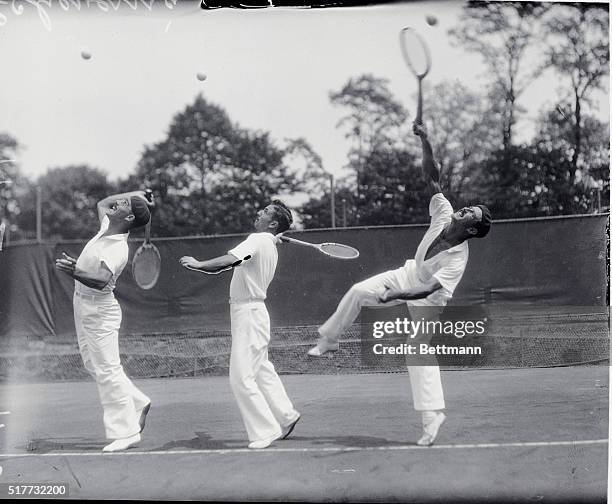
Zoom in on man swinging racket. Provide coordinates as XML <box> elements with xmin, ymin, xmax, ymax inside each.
<box><xmin>179</xmin><ymin>200</ymin><xmax>301</xmax><ymax>450</ymax></box>
<box><xmin>55</xmin><ymin>191</ymin><xmax>153</xmax><ymax>452</ymax></box>
<box><xmin>308</xmin><ymin>122</ymin><xmax>492</xmax><ymax>446</ymax></box>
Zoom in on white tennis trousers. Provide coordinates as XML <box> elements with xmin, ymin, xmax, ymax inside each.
<box><xmin>319</xmin><ymin>260</ymin><xmax>447</xmax><ymax>411</ymax></box>
<box><xmin>230</xmin><ymin>302</ymin><xmax>299</xmax><ymax>443</ymax></box>
<box><xmin>74</xmin><ymin>293</ymin><xmax>150</xmax><ymax>440</ymax></box>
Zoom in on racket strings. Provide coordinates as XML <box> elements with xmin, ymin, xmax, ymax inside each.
<box><xmin>400</xmin><ymin>29</ymin><xmax>430</xmax><ymax>77</ymax></box>
<box><xmin>320</xmin><ymin>243</ymin><xmax>360</xmax><ymax>259</ymax></box>
<box><xmin>133</xmin><ymin>249</ymin><xmax>161</xmax><ymax>288</ymax></box>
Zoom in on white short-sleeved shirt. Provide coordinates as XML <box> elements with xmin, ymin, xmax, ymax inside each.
<box><xmin>406</xmin><ymin>193</ymin><xmax>469</xmax><ymax>300</ymax></box>
<box><xmin>228</xmin><ymin>232</ymin><xmax>278</xmax><ymax>304</ymax></box>
<box><xmin>74</xmin><ymin>215</ymin><xmax>129</xmax><ymax>295</ymax></box>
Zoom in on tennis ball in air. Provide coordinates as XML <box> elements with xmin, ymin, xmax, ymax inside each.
<box><xmin>81</xmin><ymin>50</ymin><xmax>92</xmax><ymax>60</ymax></box>
<box><xmin>426</xmin><ymin>15</ymin><xmax>438</xmax><ymax>26</ymax></box>
<box><xmin>196</xmin><ymin>72</ymin><xmax>207</xmax><ymax>81</ymax></box>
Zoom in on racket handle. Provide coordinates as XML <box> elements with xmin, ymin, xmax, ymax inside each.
<box><xmin>279</xmin><ymin>236</ymin><xmax>319</xmax><ymax>249</ymax></box>
<box><xmin>416</xmin><ymin>78</ymin><xmax>423</xmax><ymax>125</ymax></box>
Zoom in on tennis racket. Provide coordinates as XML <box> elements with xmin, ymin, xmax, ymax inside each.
<box><xmin>0</xmin><ymin>222</ymin><xmax>5</xmax><ymax>252</ymax></box>
<box><xmin>280</xmin><ymin>236</ymin><xmax>359</xmax><ymax>260</ymax></box>
<box><xmin>183</xmin><ymin>255</ymin><xmax>251</xmax><ymax>275</ymax></box>
<box><xmin>132</xmin><ymin>217</ymin><xmax>161</xmax><ymax>290</ymax></box>
<box><xmin>399</xmin><ymin>27</ymin><xmax>431</xmax><ymax>125</ymax></box>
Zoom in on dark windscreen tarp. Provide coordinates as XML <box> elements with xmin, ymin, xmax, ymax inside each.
<box><xmin>0</xmin><ymin>214</ymin><xmax>607</xmax><ymax>341</ymax></box>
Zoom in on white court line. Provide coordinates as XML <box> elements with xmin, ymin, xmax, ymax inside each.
<box><xmin>0</xmin><ymin>439</ymin><xmax>607</xmax><ymax>458</ymax></box>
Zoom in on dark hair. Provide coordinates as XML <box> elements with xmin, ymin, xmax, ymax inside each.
<box><xmin>130</xmin><ymin>196</ymin><xmax>151</xmax><ymax>229</ymax></box>
<box><xmin>473</xmin><ymin>205</ymin><xmax>492</xmax><ymax>238</ymax></box>
<box><xmin>270</xmin><ymin>199</ymin><xmax>293</xmax><ymax>233</ymax></box>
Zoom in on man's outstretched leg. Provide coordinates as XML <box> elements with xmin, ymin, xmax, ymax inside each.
<box><xmin>309</xmin><ymin>268</ymin><xmax>407</xmax><ymax>356</ymax></box>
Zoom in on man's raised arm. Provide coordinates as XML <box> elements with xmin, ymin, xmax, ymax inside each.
<box><xmin>413</xmin><ymin>122</ymin><xmax>442</xmax><ymax>196</ymax></box>
<box><xmin>96</xmin><ymin>190</ymin><xmax>152</xmax><ymax>224</ymax></box>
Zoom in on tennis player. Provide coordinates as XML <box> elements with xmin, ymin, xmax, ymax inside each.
<box><xmin>308</xmin><ymin>122</ymin><xmax>492</xmax><ymax>446</ymax></box>
<box><xmin>179</xmin><ymin>200</ymin><xmax>301</xmax><ymax>449</ymax></box>
<box><xmin>55</xmin><ymin>191</ymin><xmax>153</xmax><ymax>452</ymax></box>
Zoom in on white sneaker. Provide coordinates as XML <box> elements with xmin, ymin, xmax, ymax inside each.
<box><xmin>102</xmin><ymin>433</ymin><xmax>141</xmax><ymax>452</ymax></box>
<box><xmin>307</xmin><ymin>338</ymin><xmax>339</xmax><ymax>357</ymax></box>
<box><xmin>417</xmin><ymin>412</ymin><xmax>446</xmax><ymax>446</ymax></box>
<box><xmin>248</xmin><ymin>431</ymin><xmax>282</xmax><ymax>450</ymax></box>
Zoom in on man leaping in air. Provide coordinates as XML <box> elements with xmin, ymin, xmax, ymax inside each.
<box><xmin>55</xmin><ymin>190</ymin><xmax>153</xmax><ymax>452</ymax></box>
<box><xmin>308</xmin><ymin>122</ymin><xmax>492</xmax><ymax>446</ymax></box>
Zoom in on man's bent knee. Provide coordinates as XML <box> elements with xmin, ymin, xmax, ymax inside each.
<box><xmin>349</xmin><ymin>282</ymin><xmax>370</xmax><ymax>298</ymax></box>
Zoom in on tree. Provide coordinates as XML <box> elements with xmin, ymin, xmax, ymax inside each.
<box><xmin>535</xmin><ymin>108</ymin><xmax>609</xmax><ymax>213</ymax></box>
<box><xmin>329</xmin><ymin>74</ymin><xmax>409</xmax><ymax>218</ymax></box>
<box><xmin>542</xmin><ymin>3</ymin><xmax>609</xmax><ymax>180</ymax></box>
<box><xmin>330</xmin><ymin>74</ymin><xmax>409</xmax><ymax>153</ymax></box>
<box><xmin>424</xmin><ymin>80</ymin><xmax>500</xmax><ymax>201</ymax></box>
<box><xmin>356</xmin><ymin>146</ymin><xmax>430</xmax><ymax>225</ymax></box>
<box><xmin>470</xmin><ymin>144</ymin><xmax>593</xmax><ymax>218</ymax></box>
<box><xmin>17</xmin><ymin>165</ymin><xmax>116</xmax><ymax>240</ymax></box>
<box><xmin>299</xmin><ymin>144</ymin><xmax>435</xmax><ymax>229</ymax></box>
<box><xmin>0</xmin><ymin>133</ymin><xmax>32</xmax><ymax>241</ymax></box>
<box><xmin>449</xmin><ymin>2</ymin><xmax>549</xmax><ymax>162</ymax></box>
<box><xmin>282</xmin><ymin>138</ymin><xmax>328</xmax><ymax>198</ymax></box>
<box><xmin>205</xmin><ymin>129</ymin><xmax>298</xmax><ymax>233</ymax></box>
<box><xmin>299</xmin><ymin>183</ymin><xmax>357</xmax><ymax>229</ymax></box>
<box><xmin>128</xmin><ymin>94</ymin><xmax>302</xmax><ymax>236</ymax></box>
<box><xmin>535</xmin><ymin>109</ymin><xmax>609</xmax><ymax>175</ymax></box>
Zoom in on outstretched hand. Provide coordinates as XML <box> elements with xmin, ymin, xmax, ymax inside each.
<box><xmin>55</xmin><ymin>252</ymin><xmax>76</xmax><ymax>276</ymax></box>
<box><xmin>412</xmin><ymin>121</ymin><xmax>428</xmax><ymax>138</ymax></box>
<box><xmin>179</xmin><ymin>256</ymin><xmax>200</xmax><ymax>269</ymax></box>
<box><xmin>377</xmin><ymin>283</ymin><xmax>397</xmax><ymax>304</ymax></box>
<box><xmin>61</xmin><ymin>252</ymin><xmax>77</xmax><ymax>263</ymax></box>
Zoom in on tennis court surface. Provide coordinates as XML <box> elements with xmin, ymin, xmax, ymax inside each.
<box><xmin>0</xmin><ymin>366</ymin><xmax>608</xmax><ymax>501</ymax></box>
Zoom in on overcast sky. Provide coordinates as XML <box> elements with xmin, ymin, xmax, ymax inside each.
<box><xmin>0</xmin><ymin>0</ymin><xmax>608</xmax><ymax>184</ymax></box>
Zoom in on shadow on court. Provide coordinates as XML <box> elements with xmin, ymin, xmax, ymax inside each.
<box><xmin>0</xmin><ymin>367</ymin><xmax>608</xmax><ymax>501</ymax></box>
<box><xmin>154</xmin><ymin>433</ymin><xmax>240</xmax><ymax>451</ymax></box>
<box><xmin>25</xmin><ymin>438</ymin><xmax>105</xmax><ymax>453</ymax></box>
<box><xmin>153</xmin><ymin>433</ymin><xmax>399</xmax><ymax>451</ymax></box>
